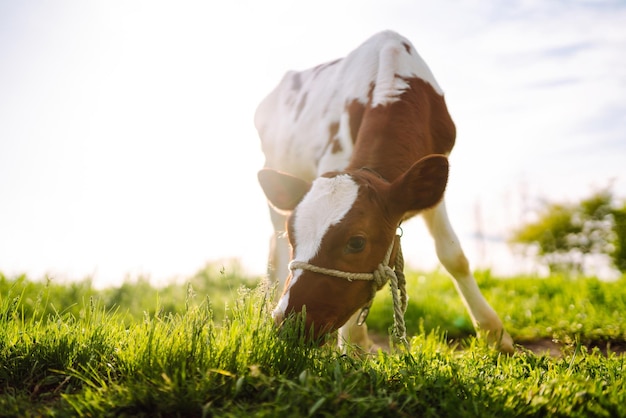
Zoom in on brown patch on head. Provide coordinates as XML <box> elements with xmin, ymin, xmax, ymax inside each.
<box><xmin>402</xmin><ymin>42</ymin><xmax>412</xmax><ymax>54</ymax></box>
<box><xmin>285</xmin><ymin>273</ymin><xmax>372</xmax><ymax>340</ymax></box>
<box><xmin>282</xmin><ymin>171</ymin><xmax>400</xmax><ymax>340</ymax></box>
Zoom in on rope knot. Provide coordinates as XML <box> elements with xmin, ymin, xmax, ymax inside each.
<box><xmin>372</xmin><ymin>264</ymin><xmax>393</xmax><ymax>290</ymax></box>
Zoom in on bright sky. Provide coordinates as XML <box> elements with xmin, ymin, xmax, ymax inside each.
<box><xmin>1</xmin><ymin>1</ymin><xmax>625</xmax><ymax>286</ymax></box>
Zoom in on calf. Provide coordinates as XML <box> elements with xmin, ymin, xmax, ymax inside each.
<box><xmin>255</xmin><ymin>31</ymin><xmax>513</xmax><ymax>353</ymax></box>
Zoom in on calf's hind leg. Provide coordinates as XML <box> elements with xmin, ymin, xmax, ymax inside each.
<box><xmin>422</xmin><ymin>200</ymin><xmax>514</xmax><ymax>353</ymax></box>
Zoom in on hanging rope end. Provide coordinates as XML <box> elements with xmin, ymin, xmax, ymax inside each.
<box><xmin>390</xmin><ymin>330</ymin><xmax>410</xmax><ymax>352</ymax></box>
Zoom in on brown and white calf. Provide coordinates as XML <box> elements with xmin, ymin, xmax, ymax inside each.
<box><xmin>255</xmin><ymin>31</ymin><xmax>513</xmax><ymax>353</ymax></box>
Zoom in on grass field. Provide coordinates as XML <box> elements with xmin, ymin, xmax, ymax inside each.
<box><xmin>1</xmin><ymin>264</ymin><xmax>625</xmax><ymax>417</ymax></box>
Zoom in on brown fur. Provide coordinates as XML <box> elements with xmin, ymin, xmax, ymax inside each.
<box><xmin>347</xmin><ymin>78</ymin><xmax>455</xmax><ymax>181</ymax></box>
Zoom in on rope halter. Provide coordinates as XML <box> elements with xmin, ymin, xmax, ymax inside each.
<box><xmin>288</xmin><ymin>232</ymin><xmax>409</xmax><ymax>348</ymax></box>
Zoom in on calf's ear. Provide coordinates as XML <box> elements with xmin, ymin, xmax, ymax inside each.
<box><xmin>390</xmin><ymin>155</ymin><xmax>449</xmax><ymax>213</ymax></box>
<box><xmin>258</xmin><ymin>169</ymin><xmax>311</xmax><ymax>212</ymax></box>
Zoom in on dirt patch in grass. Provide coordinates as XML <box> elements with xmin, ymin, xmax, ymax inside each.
<box><xmin>369</xmin><ymin>332</ymin><xmax>626</xmax><ymax>357</ymax></box>
<box><xmin>518</xmin><ymin>338</ymin><xmax>626</xmax><ymax>357</ymax></box>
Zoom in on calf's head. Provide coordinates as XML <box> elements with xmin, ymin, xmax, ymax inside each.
<box><xmin>258</xmin><ymin>155</ymin><xmax>449</xmax><ymax>341</ymax></box>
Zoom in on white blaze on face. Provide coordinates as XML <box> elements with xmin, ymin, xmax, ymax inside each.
<box><xmin>293</xmin><ymin>174</ymin><xmax>360</xmax><ymax>263</ymax></box>
<box><xmin>272</xmin><ymin>175</ymin><xmax>359</xmax><ymax>320</ymax></box>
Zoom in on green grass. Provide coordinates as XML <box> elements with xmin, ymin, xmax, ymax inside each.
<box><xmin>1</xmin><ymin>266</ymin><xmax>625</xmax><ymax>417</ymax></box>
<box><xmin>367</xmin><ymin>269</ymin><xmax>626</xmax><ymax>346</ymax></box>
<box><xmin>0</xmin><ymin>261</ymin><xmax>255</xmax><ymax>323</ymax></box>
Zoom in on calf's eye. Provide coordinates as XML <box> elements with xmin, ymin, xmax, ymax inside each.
<box><xmin>346</xmin><ymin>236</ymin><xmax>366</xmax><ymax>253</ymax></box>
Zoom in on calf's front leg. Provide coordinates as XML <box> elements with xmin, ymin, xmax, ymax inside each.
<box><xmin>422</xmin><ymin>201</ymin><xmax>514</xmax><ymax>353</ymax></box>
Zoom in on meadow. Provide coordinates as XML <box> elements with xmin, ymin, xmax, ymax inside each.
<box><xmin>1</xmin><ymin>263</ymin><xmax>625</xmax><ymax>417</ymax></box>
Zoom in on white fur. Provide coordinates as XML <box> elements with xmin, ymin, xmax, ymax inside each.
<box><xmin>272</xmin><ymin>286</ymin><xmax>291</xmax><ymax>320</ymax></box>
<box><xmin>272</xmin><ymin>175</ymin><xmax>359</xmax><ymax>320</ymax></box>
<box><xmin>292</xmin><ymin>175</ymin><xmax>359</xmax><ymax>263</ymax></box>
<box><xmin>255</xmin><ymin>30</ymin><xmax>442</xmax><ymax>182</ymax></box>
<box><xmin>372</xmin><ymin>44</ymin><xmax>410</xmax><ymax>106</ymax></box>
